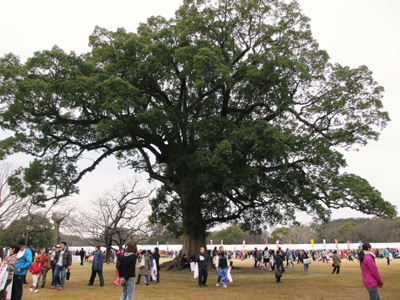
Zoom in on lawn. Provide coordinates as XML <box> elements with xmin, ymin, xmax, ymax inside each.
<box><xmin>22</xmin><ymin>258</ymin><xmax>399</xmax><ymax>300</ymax></box>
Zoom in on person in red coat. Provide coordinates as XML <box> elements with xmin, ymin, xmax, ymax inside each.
<box><xmin>28</xmin><ymin>255</ymin><xmax>43</xmax><ymax>293</ymax></box>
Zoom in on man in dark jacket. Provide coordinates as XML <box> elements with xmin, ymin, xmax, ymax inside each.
<box><xmin>196</xmin><ymin>247</ymin><xmax>209</xmax><ymax>287</ymax></box>
<box><xmin>274</xmin><ymin>250</ymin><xmax>285</xmax><ymax>283</ymax></box>
<box><xmin>79</xmin><ymin>248</ymin><xmax>86</xmax><ymax>266</ymax></box>
<box><xmin>51</xmin><ymin>241</ymin><xmax>72</xmax><ymax>290</ymax></box>
<box><xmin>88</xmin><ymin>246</ymin><xmax>104</xmax><ymax>286</ymax></box>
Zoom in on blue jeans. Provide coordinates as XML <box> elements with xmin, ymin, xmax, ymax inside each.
<box><xmin>367</xmin><ymin>287</ymin><xmax>381</xmax><ymax>300</ymax></box>
<box><xmin>120</xmin><ymin>278</ymin><xmax>135</xmax><ymax>300</ymax></box>
<box><xmin>217</xmin><ymin>268</ymin><xmax>228</xmax><ymax>286</ymax></box>
<box><xmin>52</xmin><ymin>265</ymin><xmax>67</xmax><ymax>288</ymax></box>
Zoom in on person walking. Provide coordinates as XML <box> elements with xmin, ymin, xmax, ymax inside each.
<box><xmin>274</xmin><ymin>250</ymin><xmax>285</xmax><ymax>283</ymax></box>
<box><xmin>28</xmin><ymin>254</ymin><xmax>42</xmax><ymax>293</ymax></box>
<box><xmin>301</xmin><ymin>250</ymin><xmax>310</xmax><ymax>274</ymax></box>
<box><xmin>51</xmin><ymin>241</ymin><xmax>72</xmax><ymax>290</ymax></box>
<box><xmin>11</xmin><ymin>244</ymin><xmax>33</xmax><ymax>300</ymax></box>
<box><xmin>196</xmin><ymin>247</ymin><xmax>209</xmax><ymax>287</ymax></box>
<box><xmin>359</xmin><ymin>243</ymin><xmax>384</xmax><ymax>300</ymax></box>
<box><xmin>51</xmin><ymin>245</ymin><xmax>60</xmax><ymax>286</ymax></box>
<box><xmin>136</xmin><ymin>251</ymin><xmax>150</xmax><ymax>285</ymax></box>
<box><xmin>331</xmin><ymin>250</ymin><xmax>341</xmax><ymax>274</ymax></box>
<box><xmin>40</xmin><ymin>248</ymin><xmax>51</xmax><ymax>288</ymax></box>
<box><xmin>383</xmin><ymin>248</ymin><xmax>391</xmax><ymax>266</ymax></box>
<box><xmin>153</xmin><ymin>248</ymin><xmax>160</xmax><ymax>283</ymax></box>
<box><xmin>0</xmin><ymin>246</ymin><xmax>19</xmax><ymax>300</ymax></box>
<box><xmin>215</xmin><ymin>246</ymin><xmax>230</xmax><ymax>288</ymax></box>
<box><xmin>88</xmin><ymin>246</ymin><xmax>104</xmax><ymax>286</ymax></box>
<box><xmin>79</xmin><ymin>248</ymin><xmax>86</xmax><ymax>266</ymax></box>
<box><xmin>117</xmin><ymin>243</ymin><xmax>138</xmax><ymax>300</ymax></box>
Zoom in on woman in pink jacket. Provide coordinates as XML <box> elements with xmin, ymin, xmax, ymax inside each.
<box><xmin>359</xmin><ymin>243</ymin><xmax>384</xmax><ymax>300</ymax></box>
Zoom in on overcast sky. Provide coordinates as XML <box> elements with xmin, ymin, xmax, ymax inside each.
<box><xmin>0</xmin><ymin>0</ymin><xmax>399</xmax><ymax>223</ymax></box>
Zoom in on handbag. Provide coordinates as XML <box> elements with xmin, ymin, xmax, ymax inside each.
<box><xmin>66</xmin><ymin>270</ymin><xmax>71</xmax><ymax>280</ymax></box>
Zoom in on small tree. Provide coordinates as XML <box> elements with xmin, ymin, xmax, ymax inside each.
<box><xmin>69</xmin><ymin>182</ymin><xmax>151</xmax><ymax>261</ymax></box>
<box><xmin>209</xmin><ymin>225</ymin><xmax>246</xmax><ymax>244</ymax></box>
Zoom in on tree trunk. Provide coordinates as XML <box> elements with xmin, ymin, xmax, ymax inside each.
<box><xmin>161</xmin><ymin>187</ymin><xmax>207</xmax><ymax>270</ymax></box>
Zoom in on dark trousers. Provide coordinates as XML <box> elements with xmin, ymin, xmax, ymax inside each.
<box><xmin>80</xmin><ymin>256</ymin><xmax>84</xmax><ymax>265</ymax></box>
<box><xmin>198</xmin><ymin>269</ymin><xmax>208</xmax><ymax>286</ymax></box>
<box><xmin>0</xmin><ymin>278</ymin><xmax>12</xmax><ymax>300</ymax></box>
<box><xmin>40</xmin><ymin>267</ymin><xmax>49</xmax><ymax>288</ymax></box>
<box><xmin>156</xmin><ymin>268</ymin><xmax>160</xmax><ymax>283</ymax></box>
<box><xmin>10</xmin><ymin>275</ymin><xmax>23</xmax><ymax>300</ymax></box>
<box><xmin>89</xmin><ymin>270</ymin><xmax>104</xmax><ymax>286</ymax></box>
<box><xmin>386</xmin><ymin>257</ymin><xmax>390</xmax><ymax>265</ymax></box>
<box><xmin>136</xmin><ymin>275</ymin><xmax>149</xmax><ymax>284</ymax></box>
<box><xmin>332</xmin><ymin>266</ymin><xmax>340</xmax><ymax>274</ymax></box>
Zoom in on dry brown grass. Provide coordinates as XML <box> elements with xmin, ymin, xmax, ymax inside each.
<box><xmin>22</xmin><ymin>258</ymin><xmax>399</xmax><ymax>300</ymax></box>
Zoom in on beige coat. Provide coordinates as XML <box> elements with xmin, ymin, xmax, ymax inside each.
<box><xmin>137</xmin><ymin>255</ymin><xmax>151</xmax><ymax>276</ymax></box>
<box><xmin>332</xmin><ymin>254</ymin><xmax>341</xmax><ymax>267</ymax></box>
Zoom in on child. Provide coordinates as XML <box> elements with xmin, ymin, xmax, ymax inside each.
<box><xmin>28</xmin><ymin>254</ymin><xmax>43</xmax><ymax>293</ymax></box>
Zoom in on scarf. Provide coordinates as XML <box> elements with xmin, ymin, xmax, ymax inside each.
<box><xmin>17</xmin><ymin>249</ymin><xmax>26</xmax><ymax>259</ymax></box>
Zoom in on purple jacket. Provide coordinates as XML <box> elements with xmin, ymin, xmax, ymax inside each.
<box><xmin>360</xmin><ymin>254</ymin><xmax>384</xmax><ymax>288</ymax></box>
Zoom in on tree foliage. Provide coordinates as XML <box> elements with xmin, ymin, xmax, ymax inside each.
<box><xmin>0</xmin><ymin>0</ymin><xmax>396</xmax><ymax>255</ymax></box>
<box><xmin>209</xmin><ymin>224</ymin><xmax>246</xmax><ymax>244</ymax></box>
<box><xmin>0</xmin><ymin>213</ymin><xmax>53</xmax><ymax>248</ymax></box>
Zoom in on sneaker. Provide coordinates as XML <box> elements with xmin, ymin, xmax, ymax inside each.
<box><xmin>58</xmin><ymin>287</ymin><xmax>63</xmax><ymax>290</ymax></box>
<box><xmin>34</xmin><ymin>289</ymin><xmax>39</xmax><ymax>293</ymax></box>
<box><xmin>29</xmin><ymin>288</ymin><xmax>33</xmax><ymax>292</ymax></box>
<box><xmin>223</xmin><ymin>285</ymin><xmax>227</xmax><ymax>288</ymax></box>
<box><xmin>216</xmin><ymin>283</ymin><xmax>220</xmax><ymax>287</ymax></box>
<box><xmin>203</xmin><ymin>284</ymin><xmax>208</xmax><ymax>287</ymax></box>
<box><xmin>51</xmin><ymin>286</ymin><xmax>56</xmax><ymax>289</ymax></box>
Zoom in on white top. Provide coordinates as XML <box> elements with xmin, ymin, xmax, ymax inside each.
<box><xmin>57</xmin><ymin>250</ymin><xmax>65</xmax><ymax>266</ymax></box>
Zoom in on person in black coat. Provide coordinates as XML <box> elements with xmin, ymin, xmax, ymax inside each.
<box><xmin>79</xmin><ymin>248</ymin><xmax>86</xmax><ymax>266</ymax></box>
<box><xmin>153</xmin><ymin>247</ymin><xmax>160</xmax><ymax>283</ymax></box>
<box><xmin>196</xmin><ymin>247</ymin><xmax>209</xmax><ymax>287</ymax></box>
<box><xmin>117</xmin><ymin>243</ymin><xmax>137</xmax><ymax>300</ymax></box>
<box><xmin>274</xmin><ymin>250</ymin><xmax>285</xmax><ymax>283</ymax></box>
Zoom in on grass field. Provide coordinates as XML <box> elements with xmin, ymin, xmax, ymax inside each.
<box><xmin>22</xmin><ymin>258</ymin><xmax>399</xmax><ymax>300</ymax></box>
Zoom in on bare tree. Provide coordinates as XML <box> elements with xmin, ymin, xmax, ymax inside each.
<box><xmin>0</xmin><ymin>163</ymin><xmax>26</xmax><ymax>227</ymax></box>
<box><xmin>68</xmin><ymin>181</ymin><xmax>152</xmax><ymax>261</ymax></box>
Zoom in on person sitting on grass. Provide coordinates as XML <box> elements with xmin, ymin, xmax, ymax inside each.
<box><xmin>180</xmin><ymin>254</ymin><xmax>190</xmax><ymax>270</ymax></box>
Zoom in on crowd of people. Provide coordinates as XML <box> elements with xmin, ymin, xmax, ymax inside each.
<box><xmin>0</xmin><ymin>241</ymin><xmax>72</xmax><ymax>300</ymax></box>
<box><xmin>0</xmin><ymin>242</ymin><xmax>396</xmax><ymax>300</ymax></box>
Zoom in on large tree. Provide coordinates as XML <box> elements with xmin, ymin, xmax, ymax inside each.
<box><xmin>0</xmin><ymin>0</ymin><xmax>396</xmax><ymax>257</ymax></box>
